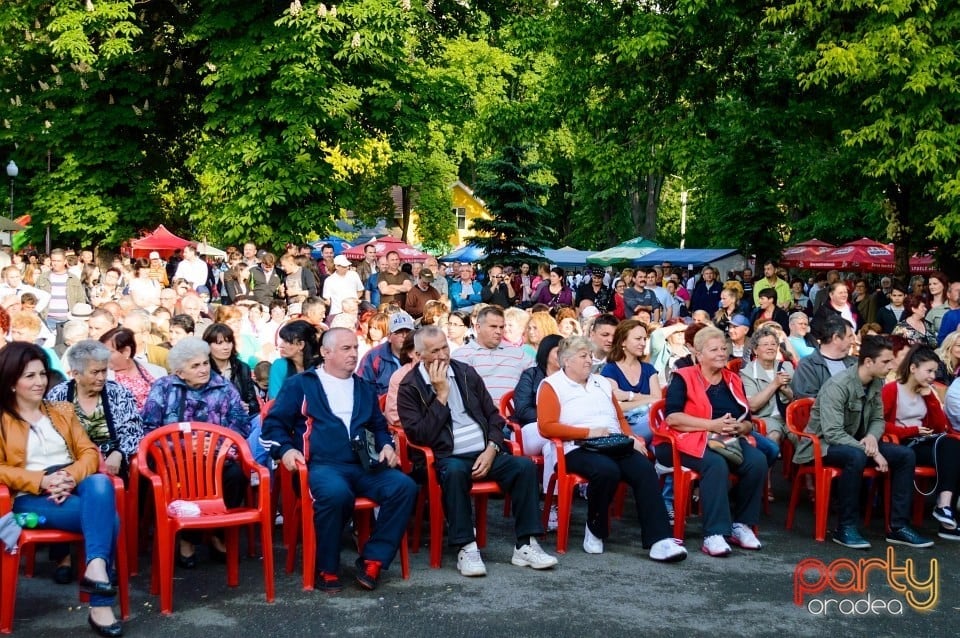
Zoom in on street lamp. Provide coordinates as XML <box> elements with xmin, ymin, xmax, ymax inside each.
<box><xmin>5</xmin><ymin>161</ymin><xmax>17</xmax><ymax>218</ymax></box>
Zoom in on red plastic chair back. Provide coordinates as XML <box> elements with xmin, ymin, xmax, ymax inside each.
<box><xmin>726</xmin><ymin>358</ymin><xmax>744</xmax><ymax>374</ymax></box>
<box><xmin>785</xmin><ymin>398</ymin><xmax>813</xmax><ymax>437</ymax></box>
<box><xmin>139</xmin><ymin>423</ymin><xmax>243</xmax><ymax>513</ymax></box>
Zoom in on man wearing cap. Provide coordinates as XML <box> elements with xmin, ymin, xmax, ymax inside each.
<box><xmin>322</xmin><ymin>255</ymin><xmax>365</xmax><ymax>316</ymax></box>
<box><xmin>575</xmin><ymin>267</ymin><xmax>613</xmax><ymax>314</ymax></box>
<box><xmin>728</xmin><ymin>314</ymin><xmax>751</xmax><ymax>359</ymax></box>
<box><xmin>358</xmin><ymin>311</ymin><xmax>415</xmax><ymax>395</ymax></box>
<box><xmin>405</xmin><ymin>269</ymin><xmax>441</xmax><ymax>320</ymax></box>
<box><xmin>146</xmin><ymin>251</ymin><xmax>169</xmax><ymax>287</ymax></box>
<box><xmin>480</xmin><ymin>265</ymin><xmax>515</xmax><ymax>309</ymax></box>
<box><xmin>377</xmin><ymin>251</ymin><xmax>413</xmax><ymax>309</ymax></box>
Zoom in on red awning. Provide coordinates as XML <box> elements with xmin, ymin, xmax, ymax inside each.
<box><xmin>130</xmin><ymin>224</ymin><xmax>192</xmax><ymax>258</ymax></box>
<box><xmin>341</xmin><ymin>236</ymin><xmax>429</xmax><ymax>263</ymax></box>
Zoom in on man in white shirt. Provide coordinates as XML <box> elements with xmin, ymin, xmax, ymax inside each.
<box><xmin>261</xmin><ymin>327</ymin><xmax>416</xmax><ymax>592</ymax></box>
<box><xmin>0</xmin><ymin>265</ymin><xmax>51</xmax><ymax>311</ymax></box>
<box><xmin>173</xmin><ymin>246</ymin><xmax>210</xmax><ymax>291</ymax></box>
<box><xmin>322</xmin><ymin>255</ymin><xmax>365</xmax><ymax>316</ymax></box>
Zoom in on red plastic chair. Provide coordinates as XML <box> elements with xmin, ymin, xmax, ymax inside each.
<box><xmin>137</xmin><ymin>422</ymin><xmax>274</xmax><ymax>614</ymax></box>
<box><xmin>0</xmin><ymin>478</ymin><xmax>130</xmax><ymax>634</ymax></box>
<box><xmin>540</xmin><ymin>438</ymin><xmax>590</xmax><ymax>554</ymax></box>
<box><xmin>279</xmin><ymin>459</ymin><xmax>410</xmax><ymax>590</ymax></box>
<box><xmin>499</xmin><ymin>391</ymin><xmax>525</xmax><ymax>515</ymax></box>
<box><xmin>401</xmin><ymin>432</ymin><xmax>508</xmax><ymax>568</ymax></box>
<box><xmin>784</xmin><ymin>398</ymin><xmax>888</xmax><ymax>541</ymax></box>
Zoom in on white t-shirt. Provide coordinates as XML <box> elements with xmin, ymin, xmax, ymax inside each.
<box><xmin>317</xmin><ymin>366</ymin><xmax>355</xmax><ymax>436</ymax></box>
<box><xmin>174</xmin><ymin>258</ymin><xmax>209</xmax><ymax>290</ymax></box>
<box><xmin>322</xmin><ymin>271</ymin><xmax>364</xmax><ymax>315</ymax></box>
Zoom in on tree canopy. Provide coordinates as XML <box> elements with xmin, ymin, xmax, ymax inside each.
<box><xmin>1</xmin><ymin>0</ymin><xmax>955</xmax><ymax>276</ymax></box>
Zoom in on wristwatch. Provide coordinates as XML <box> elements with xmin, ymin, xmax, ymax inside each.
<box><xmin>487</xmin><ymin>441</ymin><xmax>500</xmax><ymax>455</ymax></box>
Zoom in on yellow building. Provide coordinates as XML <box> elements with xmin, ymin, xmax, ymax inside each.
<box><xmin>399</xmin><ymin>180</ymin><xmax>492</xmax><ymax>247</ymax></box>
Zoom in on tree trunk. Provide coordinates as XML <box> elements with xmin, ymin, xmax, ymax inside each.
<box><xmin>629</xmin><ymin>173</ymin><xmax>662</xmax><ymax>240</ymax></box>
<box><xmin>400</xmin><ymin>186</ymin><xmax>411</xmax><ymax>243</ymax></box>
<box><xmin>886</xmin><ymin>184</ymin><xmax>911</xmax><ymax>282</ymax></box>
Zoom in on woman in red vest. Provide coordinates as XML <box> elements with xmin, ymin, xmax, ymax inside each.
<box><xmin>655</xmin><ymin>326</ymin><xmax>768</xmax><ymax>557</ymax></box>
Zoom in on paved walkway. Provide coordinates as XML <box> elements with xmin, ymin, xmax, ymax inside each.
<box><xmin>9</xmin><ymin>480</ymin><xmax>956</xmax><ymax>637</ymax></box>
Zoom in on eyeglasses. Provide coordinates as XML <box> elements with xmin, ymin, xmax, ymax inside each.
<box><xmin>448</xmin><ymin>321</ymin><xmax>464</xmax><ymax>327</ymax></box>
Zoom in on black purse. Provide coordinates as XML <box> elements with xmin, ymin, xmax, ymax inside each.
<box><xmin>574</xmin><ymin>433</ymin><xmax>635</xmax><ymax>458</ymax></box>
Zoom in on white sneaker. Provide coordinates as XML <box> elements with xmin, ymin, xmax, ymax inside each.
<box><xmin>511</xmin><ymin>538</ymin><xmax>558</xmax><ymax>570</ymax></box>
<box><xmin>649</xmin><ymin>538</ymin><xmax>687</xmax><ymax>562</ymax></box>
<box><xmin>701</xmin><ymin>534</ymin><xmax>732</xmax><ymax>557</ymax></box>
<box><xmin>729</xmin><ymin>523</ymin><xmax>762</xmax><ymax>550</ymax></box>
<box><xmin>457</xmin><ymin>542</ymin><xmax>487</xmax><ymax>577</ymax></box>
<box><xmin>546</xmin><ymin>505</ymin><xmax>559</xmax><ymax>532</ymax></box>
<box><xmin>583</xmin><ymin>523</ymin><xmax>603</xmax><ymax>554</ymax></box>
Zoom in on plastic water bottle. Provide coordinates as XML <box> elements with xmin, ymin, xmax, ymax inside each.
<box><xmin>14</xmin><ymin>513</ymin><xmax>46</xmax><ymax>528</ymax></box>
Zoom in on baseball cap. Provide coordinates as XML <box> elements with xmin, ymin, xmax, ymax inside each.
<box><xmin>149</xmin><ymin>251</ymin><xmax>161</xmax><ymax>260</ymax></box>
<box><xmin>334</xmin><ymin>255</ymin><xmax>351</xmax><ymax>267</ymax></box>
<box><xmin>730</xmin><ymin>314</ymin><xmax>751</xmax><ymax>328</ymax></box>
<box><xmin>419</xmin><ymin>268</ymin><xmax>434</xmax><ymax>282</ymax></box>
<box><xmin>389</xmin><ymin>311</ymin><xmax>415</xmax><ymax>333</ymax></box>
<box><xmin>580</xmin><ymin>305</ymin><xmax>601</xmax><ymax>319</ymax></box>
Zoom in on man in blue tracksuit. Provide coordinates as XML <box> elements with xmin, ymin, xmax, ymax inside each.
<box><xmin>261</xmin><ymin>327</ymin><xmax>416</xmax><ymax>593</ymax></box>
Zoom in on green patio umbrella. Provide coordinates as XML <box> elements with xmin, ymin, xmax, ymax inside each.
<box><xmin>586</xmin><ymin>236</ymin><xmax>663</xmax><ymax>267</ymax></box>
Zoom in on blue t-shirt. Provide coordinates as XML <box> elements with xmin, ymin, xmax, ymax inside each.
<box><xmin>600</xmin><ymin>361</ymin><xmax>657</xmax><ymax>394</ymax></box>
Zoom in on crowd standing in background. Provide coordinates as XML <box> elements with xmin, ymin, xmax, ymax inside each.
<box><xmin>3</xmin><ymin>238</ymin><xmax>960</xmax><ymax>635</ymax></box>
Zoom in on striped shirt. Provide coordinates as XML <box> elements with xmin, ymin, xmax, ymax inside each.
<box><xmin>452</xmin><ymin>340</ymin><xmax>534</xmax><ymax>405</ymax></box>
<box><xmin>418</xmin><ymin>363</ymin><xmax>485</xmax><ymax>455</ymax></box>
<box><xmin>46</xmin><ymin>272</ymin><xmax>70</xmax><ymax>320</ymax></box>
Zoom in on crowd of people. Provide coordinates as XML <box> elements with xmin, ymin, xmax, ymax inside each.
<box><xmin>2</xmin><ymin>240</ymin><xmax>960</xmax><ymax>634</ymax></box>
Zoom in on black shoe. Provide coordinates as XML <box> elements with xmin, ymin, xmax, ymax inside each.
<box><xmin>208</xmin><ymin>541</ymin><xmax>227</xmax><ymax>564</ymax></box>
<box><xmin>355</xmin><ymin>557</ymin><xmax>382</xmax><ymax>591</ymax></box>
<box><xmin>53</xmin><ymin>564</ymin><xmax>74</xmax><ymax>585</ymax></box>
<box><xmin>79</xmin><ymin>577</ymin><xmax>117</xmax><ymax>597</ymax></box>
<box><xmin>87</xmin><ymin>613</ymin><xmax>123</xmax><ymax>638</ymax></box>
<box><xmin>317</xmin><ymin>571</ymin><xmax>343</xmax><ymax>594</ymax></box>
<box><xmin>176</xmin><ymin>551</ymin><xmax>197</xmax><ymax>569</ymax></box>
<box><xmin>886</xmin><ymin>525</ymin><xmax>934</xmax><ymax>548</ymax></box>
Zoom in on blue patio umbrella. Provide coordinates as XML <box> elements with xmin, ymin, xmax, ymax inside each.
<box><xmin>311</xmin><ymin>236</ymin><xmax>352</xmax><ymax>259</ymax></box>
<box><xmin>439</xmin><ymin>244</ymin><xmax>486</xmax><ymax>262</ymax></box>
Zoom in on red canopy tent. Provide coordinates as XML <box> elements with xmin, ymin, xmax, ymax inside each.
<box><xmin>342</xmin><ymin>235</ymin><xmax>429</xmax><ymax>263</ymax></box>
<box><xmin>780</xmin><ymin>238</ymin><xmax>835</xmax><ymax>268</ymax></box>
<box><xmin>800</xmin><ymin>237</ymin><xmax>934</xmax><ymax>274</ymax></box>
<box><xmin>130</xmin><ymin>225</ymin><xmax>192</xmax><ymax>258</ymax></box>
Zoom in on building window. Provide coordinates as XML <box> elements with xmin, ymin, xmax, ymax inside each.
<box><xmin>454</xmin><ymin>207</ymin><xmax>467</xmax><ymax>230</ymax></box>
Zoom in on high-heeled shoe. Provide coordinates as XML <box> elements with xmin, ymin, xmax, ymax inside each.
<box><xmin>87</xmin><ymin>613</ymin><xmax>123</xmax><ymax>637</ymax></box>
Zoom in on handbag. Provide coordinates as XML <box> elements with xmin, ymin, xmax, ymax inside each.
<box><xmin>575</xmin><ymin>433</ymin><xmax>635</xmax><ymax>458</ymax></box>
<box><xmin>707</xmin><ymin>433</ymin><xmax>744</xmax><ymax>466</ymax></box>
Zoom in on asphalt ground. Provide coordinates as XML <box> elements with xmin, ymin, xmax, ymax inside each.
<box><xmin>9</xmin><ymin>473</ymin><xmax>958</xmax><ymax>638</ymax></box>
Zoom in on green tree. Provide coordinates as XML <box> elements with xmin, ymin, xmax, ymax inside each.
<box><xmin>470</xmin><ymin>145</ymin><xmax>553</xmax><ymax>266</ymax></box>
<box><xmin>768</xmin><ymin>0</ymin><xmax>959</xmax><ymax>275</ymax></box>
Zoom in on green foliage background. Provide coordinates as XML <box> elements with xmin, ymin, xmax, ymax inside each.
<box><xmin>1</xmin><ymin>0</ymin><xmax>957</xmax><ymax>274</ymax></box>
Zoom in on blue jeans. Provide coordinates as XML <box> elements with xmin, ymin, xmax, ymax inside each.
<box><xmin>247</xmin><ymin>415</ymin><xmax>271</xmax><ymax>469</ymax></box>
<box><xmin>752</xmin><ymin>432</ymin><xmax>780</xmax><ymax>466</ymax></box>
<box><xmin>14</xmin><ymin>474</ymin><xmax>119</xmax><ymax>607</ymax></box>
<box><xmin>307</xmin><ymin>462</ymin><xmax>417</xmax><ymax>573</ymax></box>
<box><xmin>822</xmin><ymin>442</ymin><xmax>915</xmax><ymax>529</ymax></box>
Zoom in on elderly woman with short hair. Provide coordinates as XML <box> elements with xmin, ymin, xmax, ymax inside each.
<box><xmin>140</xmin><ymin>337</ymin><xmax>250</xmax><ymax>567</ymax></box>
<box><xmin>658</xmin><ymin>326</ymin><xmax>767</xmax><ymax>557</ymax></box>
<box><xmin>46</xmin><ymin>339</ymin><xmax>145</xmax><ymax>586</ymax></box>
<box><xmin>537</xmin><ymin>336</ymin><xmax>686</xmax><ymax>562</ymax></box>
